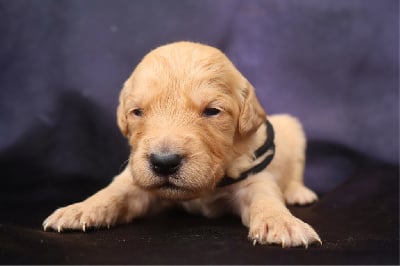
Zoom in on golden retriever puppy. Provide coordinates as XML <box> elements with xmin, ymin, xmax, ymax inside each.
<box><xmin>43</xmin><ymin>41</ymin><xmax>321</xmax><ymax>247</ymax></box>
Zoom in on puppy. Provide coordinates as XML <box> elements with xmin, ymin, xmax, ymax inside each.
<box><xmin>43</xmin><ymin>41</ymin><xmax>321</xmax><ymax>247</ymax></box>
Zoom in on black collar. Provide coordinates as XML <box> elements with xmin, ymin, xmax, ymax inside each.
<box><xmin>216</xmin><ymin>120</ymin><xmax>275</xmax><ymax>188</ymax></box>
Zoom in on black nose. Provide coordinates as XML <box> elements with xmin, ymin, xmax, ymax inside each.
<box><xmin>150</xmin><ymin>152</ymin><xmax>183</xmax><ymax>176</ymax></box>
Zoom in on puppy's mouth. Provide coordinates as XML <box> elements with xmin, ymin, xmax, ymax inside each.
<box><xmin>156</xmin><ymin>182</ymin><xmax>187</xmax><ymax>191</ymax></box>
<box><xmin>145</xmin><ymin>180</ymin><xmax>202</xmax><ymax>200</ymax></box>
<box><xmin>130</xmin><ymin>150</ymin><xmax>218</xmax><ymax>199</ymax></box>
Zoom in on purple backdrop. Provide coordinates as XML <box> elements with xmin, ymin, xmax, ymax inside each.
<box><xmin>0</xmin><ymin>0</ymin><xmax>398</xmax><ymax>195</ymax></box>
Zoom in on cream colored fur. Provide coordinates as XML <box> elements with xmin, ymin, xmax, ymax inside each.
<box><xmin>43</xmin><ymin>41</ymin><xmax>321</xmax><ymax>248</ymax></box>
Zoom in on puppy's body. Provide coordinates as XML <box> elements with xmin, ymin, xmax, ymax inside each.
<box><xmin>44</xmin><ymin>42</ymin><xmax>321</xmax><ymax>247</ymax></box>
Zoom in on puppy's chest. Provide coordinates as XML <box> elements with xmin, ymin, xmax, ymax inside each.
<box><xmin>180</xmin><ymin>191</ymin><xmax>231</xmax><ymax>218</ymax></box>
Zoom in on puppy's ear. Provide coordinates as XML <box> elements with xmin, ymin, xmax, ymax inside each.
<box><xmin>238</xmin><ymin>81</ymin><xmax>266</xmax><ymax>136</ymax></box>
<box><xmin>117</xmin><ymin>91</ymin><xmax>129</xmax><ymax>137</ymax></box>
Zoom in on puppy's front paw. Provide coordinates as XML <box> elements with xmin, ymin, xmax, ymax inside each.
<box><xmin>248</xmin><ymin>213</ymin><xmax>321</xmax><ymax>248</ymax></box>
<box><xmin>43</xmin><ymin>201</ymin><xmax>119</xmax><ymax>232</ymax></box>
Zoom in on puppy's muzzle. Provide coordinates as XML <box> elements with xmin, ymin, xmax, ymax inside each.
<box><xmin>150</xmin><ymin>152</ymin><xmax>183</xmax><ymax>176</ymax></box>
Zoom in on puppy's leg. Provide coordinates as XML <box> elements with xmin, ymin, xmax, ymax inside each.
<box><xmin>43</xmin><ymin>167</ymin><xmax>160</xmax><ymax>232</ymax></box>
<box><xmin>283</xmin><ymin>158</ymin><xmax>318</xmax><ymax>206</ymax></box>
<box><xmin>234</xmin><ymin>175</ymin><xmax>321</xmax><ymax>247</ymax></box>
<box><xmin>271</xmin><ymin>114</ymin><xmax>317</xmax><ymax>205</ymax></box>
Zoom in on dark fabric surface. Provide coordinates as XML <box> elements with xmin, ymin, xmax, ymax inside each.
<box><xmin>0</xmin><ymin>154</ymin><xmax>398</xmax><ymax>264</ymax></box>
<box><xmin>0</xmin><ymin>0</ymin><xmax>398</xmax><ymax>264</ymax></box>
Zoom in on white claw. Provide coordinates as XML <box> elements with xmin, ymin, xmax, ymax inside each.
<box><xmin>281</xmin><ymin>237</ymin><xmax>286</xmax><ymax>248</ymax></box>
<box><xmin>252</xmin><ymin>234</ymin><xmax>259</xmax><ymax>246</ymax></box>
<box><xmin>107</xmin><ymin>224</ymin><xmax>111</xmax><ymax>230</ymax></box>
<box><xmin>301</xmin><ymin>236</ymin><xmax>308</xmax><ymax>249</ymax></box>
<box><xmin>43</xmin><ymin>223</ymin><xmax>48</xmax><ymax>232</ymax></box>
<box><xmin>82</xmin><ymin>222</ymin><xmax>86</xmax><ymax>232</ymax></box>
<box><xmin>315</xmin><ymin>236</ymin><xmax>322</xmax><ymax>246</ymax></box>
<box><xmin>57</xmin><ymin>224</ymin><xmax>63</xmax><ymax>233</ymax></box>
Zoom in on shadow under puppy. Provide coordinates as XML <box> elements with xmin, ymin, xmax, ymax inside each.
<box><xmin>43</xmin><ymin>41</ymin><xmax>321</xmax><ymax>248</ymax></box>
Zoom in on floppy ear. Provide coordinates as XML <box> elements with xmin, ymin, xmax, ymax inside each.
<box><xmin>117</xmin><ymin>90</ymin><xmax>129</xmax><ymax>137</ymax></box>
<box><xmin>238</xmin><ymin>81</ymin><xmax>267</xmax><ymax>136</ymax></box>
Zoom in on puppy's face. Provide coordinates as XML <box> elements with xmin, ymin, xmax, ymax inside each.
<box><xmin>117</xmin><ymin>42</ymin><xmax>265</xmax><ymax>200</ymax></box>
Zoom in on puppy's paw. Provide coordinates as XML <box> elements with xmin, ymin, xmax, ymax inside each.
<box><xmin>284</xmin><ymin>183</ymin><xmax>318</xmax><ymax>205</ymax></box>
<box><xmin>248</xmin><ymin>213</ymin><xmax>321</xmax><ymax>248</ymax></box>
<box><xmin>43</xmin><ymin>201</ymin><xmax>119</xmax><ymax>232</ymax></box>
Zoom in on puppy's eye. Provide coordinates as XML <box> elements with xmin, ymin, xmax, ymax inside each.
<box><xmin>131</xmin><ymin>108</ymin><xmax>143</xmax><ymax>117</ymax></box>
<box><xmin>202</xmin><ymin>107</ymin><xmax>221</xmax><ymax>117</ymax></box>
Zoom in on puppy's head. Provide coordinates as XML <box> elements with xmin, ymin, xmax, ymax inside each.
<box><xmin>117</xmin><ymin>42</ymin><xmax>265</xmax><ymax>200</ymax></box>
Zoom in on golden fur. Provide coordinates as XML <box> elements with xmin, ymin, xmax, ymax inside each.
<box><xmin>43</xmin><ymin>41</ymin><xmax>321</xmax><ymax>247</ymax></box>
